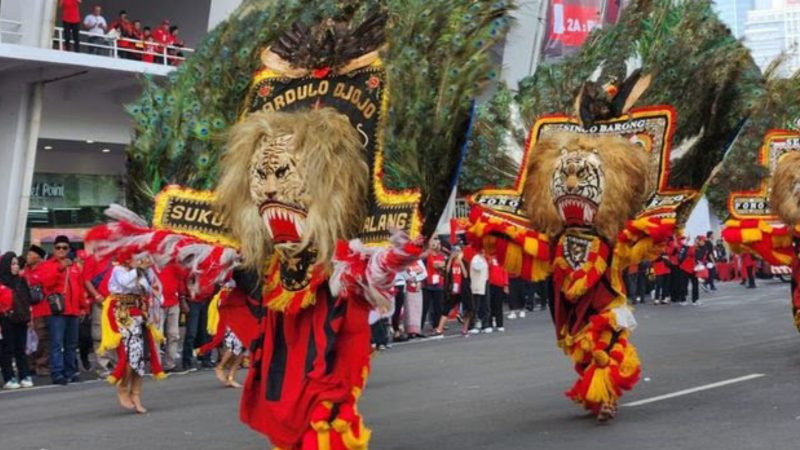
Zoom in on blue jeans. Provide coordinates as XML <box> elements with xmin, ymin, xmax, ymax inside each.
<box><xmin>47</xmin><ymin>315</ymin><xmax>79</xmax><ymax>381</ymax></box>
<box><xmin>182</xmin><ymin>301</ymin><xmax>210</xmax><ymax>367</ymax></box>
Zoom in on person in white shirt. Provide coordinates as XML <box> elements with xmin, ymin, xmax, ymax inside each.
<box><xmin>469</xmin><ymin>248</ymin><xmax>489</xmax><ymax>334</ymax></box>
<box><xmin>83</xmin><ymin>5</ymin><xmax>108</xmax><ymax>55</ymax></box>
<box><xmin>103</xmin><ymin>252</ymin><xmax>166</xmax><ymax>414</ymax></box>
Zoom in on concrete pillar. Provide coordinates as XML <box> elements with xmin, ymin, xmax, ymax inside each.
<box><xmin>501</xmin><ymin>0</ymin><xmax>548</xmax><ymax>87</ymax></box>
<box><xmin>0</xmin><ymin>76</ymin><xmax>44</xmax><ymax>253</ymax></box>
<box><xmin>208</xmin><ymin>0</ymin><xmax>244</xmax><ymax>30</ymax></box>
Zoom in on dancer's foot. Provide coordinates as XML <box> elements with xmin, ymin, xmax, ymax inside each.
<box><xmin>130</xmin><ymin>394</ymin><xmax>147</xmax><ymax>414</ymax></box>
<box><xmin>117</xmin><ymin>389</ymin><xmax>135</xmax><ymax>411</ymax></box>
<box><xmin>226</xmin><ymin>376</ymin><xmax>243</xmax><ymax>388</ymax></box>
<box><xmin>215</xmin><ymin>366</ymin><xmax>227</xmax><ymax>384</ymax></box>
<box><xmin>596</xmin><ymin>403</ymin><xmax>616</xmax><ymax>424</ymax></box>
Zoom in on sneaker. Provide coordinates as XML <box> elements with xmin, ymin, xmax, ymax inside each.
<box><xmin>3</xmin><ymin>379</ymin><xmax>20</xmax><ymax>390</ymax></box>
<box><xmin>654</xmin><ymin>300</ymin><xmax>661</xmax><ymax>305</ymax></box>
<box><xmin>692</xmin><ymin>301</ymin><xmax>702</xmax><ymax>306</ymax></box>
<box><xmin>519</xmin><ymin>310</ymin><xmax>526</xmax><ymax>319</ymax></box>
<box><xmin>497</xmin><ymin>327</ymin><xmax>505</xmax><ymax>332</ymax></box>
<box><xmin>468</xmin><ymin>328</ymin><xmax>480</xmax><ymax>335</ymax></box>
<box><xmin>20</xmin><ymin>377</ymin><xmax>34</xmax><ymax>388</ymax></box>
<box><xmin>507</xmin><ymin>312</ymin><xmax>517</xmax><ymax>320</ymax></box>
<box><xmin>70</xmin><ymin>375</ymin><xmax>81</xmax><ymax>383</ymax></box>
<box><xmin>482</xmin><ymin>327</ymin><xmax>494</xmax><ymax>334</ymax></box>
<box><xmin>679</xmin><ymin>301</ymin><xmax>687</xmax><ymax>306</ymax></box>
<box><xmin>52</xmin><ymin>377</ymin><xmax>68</xmax><ymax>386</ymax></box>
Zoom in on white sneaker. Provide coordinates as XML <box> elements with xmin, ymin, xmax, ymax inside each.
<box><xmin>497</xmin><ymin>327</ymin><xmax>505</xmax><ymax>332</ymax></box>
<box><xmin>468</xmin><ymin>328</ymin><xmax>480</xmax><ymax>335</ymax></box>
<box><xmin>692</xmin><ymin>301</ymin><xmax>702</xmax><ymax>306</ymax></box>
<box><xmin>482</xmin><ymin>327</ymin><xmax>494</xmax><ymax>334</ymax></box>
<box><xmin>20</xmin><ymin>377</ymin><xmax>33</xmax><ymax>388</ymax></box>
<box><xmin>519</xmin><ymin>310</ymin><xmax>526</xmax><ymax>319</ymax></box>
<box><xmin>507</xmin><ymin>312</ymin><xmax>517</xmax><ymax>320</ymax></box>
<box><xmin>3</xmin><ymin>380</ymin><xmax>20</xmax><ymax>390</ymax></box>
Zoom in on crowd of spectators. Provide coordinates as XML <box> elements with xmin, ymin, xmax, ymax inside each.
<box><xmin>58</xmin><ymin>2</ymin><xmax>186</xmax><ymax>65</ymax></box>
<box><xmin>623</xmin><ymin>230</ymin><xmax>760</xmax><ymax>308</ymax></box>
<box><xmin>0</xmin><ymin>236</ymin><xmax>221</xmax><ymax>390</ymax></box>
<box><xmin>0</xmin><ymin>230</ymin><xmax>773</xmax><ymax>390</ymax></box>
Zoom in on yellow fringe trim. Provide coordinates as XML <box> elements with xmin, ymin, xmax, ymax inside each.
<box><xmin>585</xmin><ymin>366</ymin><xmax>616</xmax><ymax>406</ymax></box>
<box><xmin>152</xmin><ymin>372</ymin><xmax>168</xmax><ymax>381</ymax></box>
<box><xmin>98</xmin><ymin>297</ymin><xmax>120</xmax><ymax>354</ymax></box>
<box><xmin>106</xmin><ymin>375</ymin><xmax>119</xmax><ymax>386</ymax></box>
<box><xmin>332</xmin><ymin>419</ymin><xmax>371</xmax><ymax>450</ymax></box>
<box><xmin>207</xmin><ymin>290</ymin><xmax>222</xmax><ymax>335</ymax></box>
<box><xmin>148</xmin><ymin>323</ymin><xmax>165</xmax><ymax>344</ymax></box>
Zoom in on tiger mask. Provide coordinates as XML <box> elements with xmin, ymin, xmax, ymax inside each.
<box><xmin>523</xmin><ymin>131</ymin><xmax>654</xmax><ymax>242</ymax></box>
<box><xmin>769</xmin><ymin>151</ymin><xmax>800</xmax><ymax>227</ymax></box>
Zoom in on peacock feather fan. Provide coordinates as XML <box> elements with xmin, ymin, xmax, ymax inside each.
<box><xmin>490</xmin><ymin>0</ymin><xmax>764</xmax><ymax>193</ymax></box>
<box><xmin>459</xmin><ymin>82</ymin><xmax>523</xmax><ymax>193</ymax></box>
<box><xmin>706</xmin><ymin>63</ymin><xmax>800</xmax><ymax>219</ymax></box>
<box><xmin>125</xmin><ymin>0</ymin><xmax>513</xmax><ymax>231</ymax></box>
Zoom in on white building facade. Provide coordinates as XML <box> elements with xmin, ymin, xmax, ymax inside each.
<box><xmin>745</xmin><ymin>0</ymin><xmax>800</xmax><ymax>75</ymax></box>
<box><xmin>0</xmin><ymin>0</ymin><xmax>241</xmax><ymax>253</ymax></box>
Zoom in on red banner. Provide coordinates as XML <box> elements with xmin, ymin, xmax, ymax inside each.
<box><xmin>543</xmin><ymin>0</ymin><xmax>626</xmax><ymax>61</ymax></box>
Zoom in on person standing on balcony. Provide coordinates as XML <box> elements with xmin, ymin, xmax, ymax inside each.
<box><xmin>110</xmin><ymin>10</ymin><xmax>134</xmax><ymax>59</ymax></box>
<box><xmin>131</xmin><ymin>20</ymin><xmax>144</xmax><ymax>60</ymax></box>
<box><xmin>83</xmin><ymin>5</ymin><xmax>108</xmax><ymax>56</ymax></box>
<box><xmin>59</xmin><ymin>0</ymin><xmax>81</xmax><ymax>52</ymax></box>
<box><xmin>153</xmin><ymin>19</ymin><xmax>174</xmax><ymax>65</ymax></box>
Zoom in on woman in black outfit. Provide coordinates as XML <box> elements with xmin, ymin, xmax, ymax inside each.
<box><xmin>0</xmin><ymin>252</ymin><xmax>34</xmax><ymax>389</ymax></box>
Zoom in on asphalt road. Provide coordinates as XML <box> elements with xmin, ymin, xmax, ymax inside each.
<box><xmin>1</xmin><ymin>279</ymin><xmax>798</xmax><ymax>450</ymax></box>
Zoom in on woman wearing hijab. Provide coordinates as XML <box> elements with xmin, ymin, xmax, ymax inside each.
<box><xmin>0</xmin><ymin>252</ymin><xmax>34</xmax><ymax>389</ymax></box>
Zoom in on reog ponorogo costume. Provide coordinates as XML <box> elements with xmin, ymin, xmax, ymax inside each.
<box><xmin>86</xmin><ymin>2</ymin><xmax>511</xmax><ymax>448</ymax></box>
<box><xmin>718</xmin><ymin>72</ymin><xmax>800</xmax><ymax>331</ymax></box>
<box><xmin>465</xmin><ymin>0</ymin><xmax>760</xmax><ymax>422</ymax></box>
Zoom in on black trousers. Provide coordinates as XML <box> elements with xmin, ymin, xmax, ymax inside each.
<box><xmin>62</xmin><ymin>21</ymin><xmax>80</xmax><ymax>52</ymax></box>
<box><xmin>0</xmin><ymin>318</ymin><xmax>29</xmax><ymax>382</ymax></box>
<box><xmin>475</xmin><ymin>293</ymin><xmax>489</xmax><ymax>327</ymax></box>
<box><xmin>391</xmin><ymin>286</ymin><xmax>405</xmax><ymax>332</ymax></box>
<box><xmin>704</xmin><ymin>266</ymin><xmax>717</xmax><ymax>290</ymax></box>
<box><xmin>488</xmin><ymin>285</ymin><xmax>506</xmax><ymax>329</ymax></box>
<box><xmin>183</xmin><ymin>300</ymin><xmax>211</xmax><ymax>366</ymax></box>
<box><xmin>371</xmin><ymin>319</ymin><xmax>389</xmax><ymax>346</ymax></box>
<box><xmin>686</xmin><ymin>273</ymin><xmax>699</xmax><ymax>302</ymax></box>
<box><xmin>508</xmin><ymin>278</ymin><xmax>527</xmax><ymax>310</ymax></box>
<box><xmin>655</xmin><ymin>274</ymin><xmax>669</xmax><ymax>300</ymax></box>
<box><xmin>78</xmin><ymin>314</ymin><xmax>93</xmax><ymax>369</ymax></box>
<box><xmin>423</xmin><ymin>289</ymin><xmax>444</xmax><ymax>329</ymax></box>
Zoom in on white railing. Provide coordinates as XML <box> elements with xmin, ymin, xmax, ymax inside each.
<box><xmin>0</xmin><ymin>18</ymin><xmax>23</xmax><ymax>44</ymax></box>
<box><xmin>52</xmin><ymin>26</ymin><xmax>194</xmax><ymax>66</ymax></box>
<box><xmin>454</xmin><ymin>198</ymin><xmax>470</xmax><ymax>218</ymax></box>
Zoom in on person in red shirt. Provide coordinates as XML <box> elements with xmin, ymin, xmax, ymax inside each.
<box><xmin>130</xmin><ymin>20</ymin><xmax>144</xmax><ymax>60</ymax></box>
<box><xmin>23</xmin><ymin>245</ymin><xmax>50</xmax><ymax>377</ymax></box>
<box><xmin>38</xmin><ymin>235</ymin><xmax>84</xmax><ymax>385</ymax></box>
<box><xmin>486</xmin><ymin>252</ymin><xmax>509</xmax><ymax>332</ymax></box>
<box><xmin>423</xmin><ymin>239</ymin><xmax>446</xmax><ymax>334</ymax></box>
<box><xmin>652</xmin><ymin>249</ymin><xmax>671</xmax><ymax>305</ymax></box>
<box><xmin>81</xmin><ymin>252</ymin><xmax>114</xmax><ymax>377</ymax></box>
<box><xmin>59</xmin><ymin>0</ymin><xmax>81</xmax><ymax>52</ymax></box>
<box><xmin>156</xmin><ymin>263</ymin><xmax>186</xmax><ymax>372</ymax></box>
<box><xmin>678</xmin><ymin>236</ymin><xmax>700</xmax><ymax>305</ymax></box>
<box><xmin>109</xmin><ymin>10</ymin><xmax>134</xmax><ymax>59</ymax></box>
<box><xmin>168</xmin><ymin>25</ymin><xmax>185</xmax><ymax>66</ymax></box>
<box><xmin>435</xmin><ymin>245</ymin><xmax>471</xmax><ymax>335</ymax></box>
<box><xmin>740</xmin><ymin>252</ymin><xmax>757</xmax><ymax>288</ymax></box>
<box><xmin>152</xmin><ymin>19</ymin><xmax>174</xmax><ymax>64</ymax></box>
<box><xmin>181</xmin><ymin>277</ymin><xmax>216</xmax><ymax>370</ymax></box>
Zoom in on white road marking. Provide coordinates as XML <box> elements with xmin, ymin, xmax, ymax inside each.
<box><xmin>623</xmin><ymin>373</ymin><xmax>765</xmax><ymax>407</ymax></box>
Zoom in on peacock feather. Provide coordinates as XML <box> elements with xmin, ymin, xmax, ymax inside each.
<box><xmin>706</xmin><ymin>63</ymin><xmax>800</xmax><ymax>219</ymax></box>
<box><xmin>125</xmin><ymin>0</ymin><xmax>512</xmax><ymax>231</ymax></box>
<box><xmin>467</xmin><ymin>0</ymin><xmax>763</xmax><ymax>195</ymax></box>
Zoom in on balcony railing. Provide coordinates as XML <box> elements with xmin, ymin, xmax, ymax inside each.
<box><xmin>52</xmin><ymin>27</ymin><xmax>194</xmax><ymax>66</ymax></box>
<box><xmin>0</xmin><ymin>18</ymin><xmax>23</xmax><ymax>44</ymax></box>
